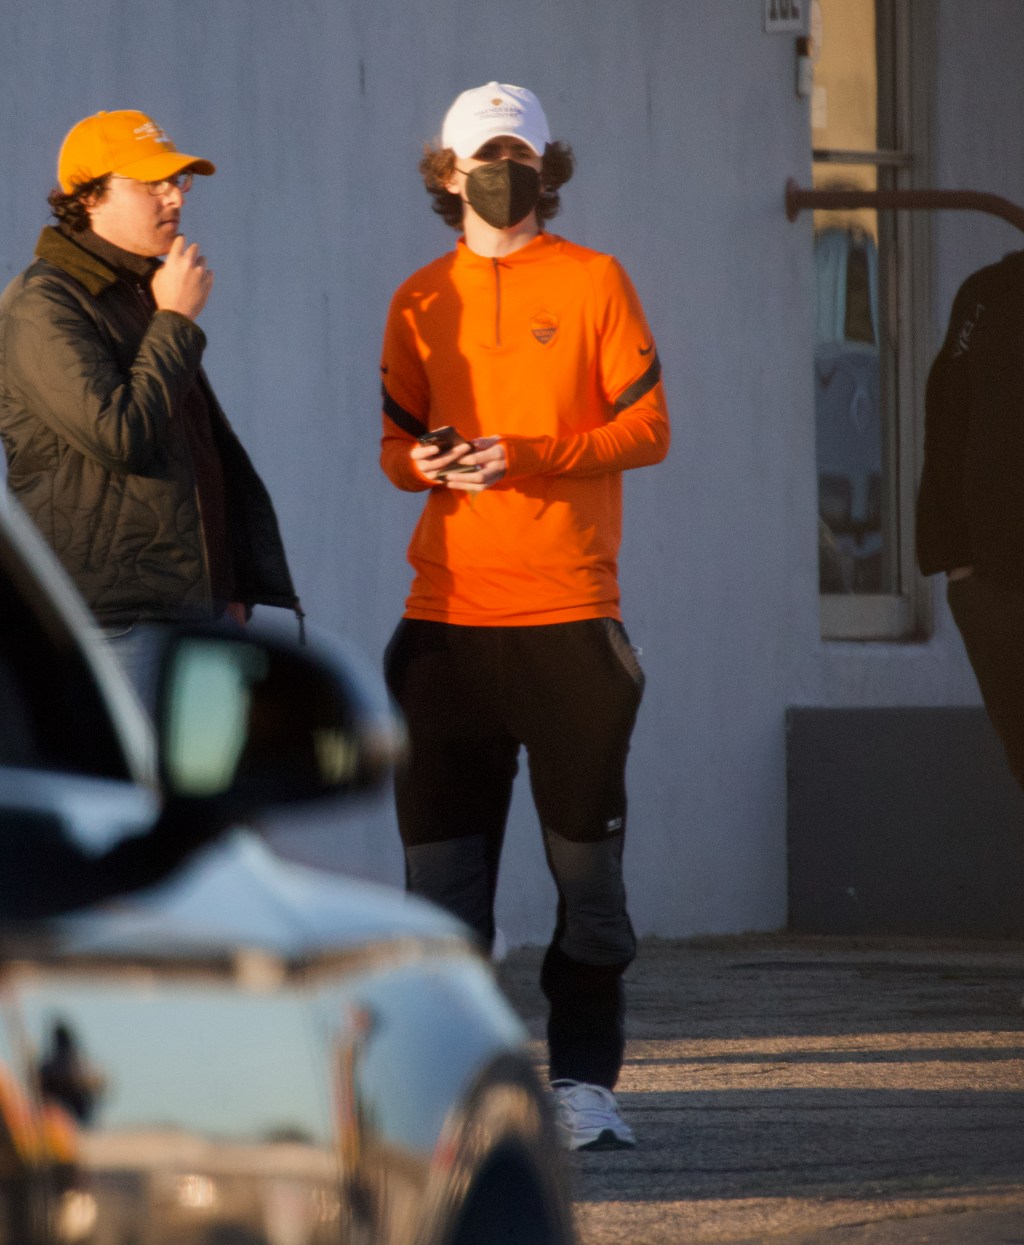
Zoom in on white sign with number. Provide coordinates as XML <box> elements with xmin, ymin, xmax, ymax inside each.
<box><xmin>764</xmin><ymin>0</ymin><xmax>806</xmax><ymax>33</ymax></box>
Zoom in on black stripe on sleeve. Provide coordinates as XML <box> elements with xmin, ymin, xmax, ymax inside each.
<box><xmin>382</xmin><ymin>383</ymin><xmax>429</xmax><ymax>439</ymax></box>
<box><xmin>612</xmin><ymin>352</ymin><xmax>662</xmax><ymax>415</ymax></box>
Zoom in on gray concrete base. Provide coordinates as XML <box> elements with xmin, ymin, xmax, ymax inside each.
<box><xmin>786</xmin><ymin>707</ymin><xmax>1024</xmax><ymax>937</ymax></box>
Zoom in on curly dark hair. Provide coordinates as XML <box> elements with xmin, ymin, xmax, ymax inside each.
<box><xmin>46</xmin><ymin>175</ymin><xmax>110</xmax><ymax>233</ymax></box>
<box><xmin>419</xmin><ymin>141</ymin><xmax>575</xmax><ymax>230</ymax></box>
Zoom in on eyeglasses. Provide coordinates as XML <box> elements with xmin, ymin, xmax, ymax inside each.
<box><xmin>112</xmin><ymin>171</ymin><xmax>193</xmax><ymax>196</ymax></box>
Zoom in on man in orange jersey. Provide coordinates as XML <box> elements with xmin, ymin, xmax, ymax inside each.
<box><xmin>379</xmin><ymin>82</ymin><xmax>669</xmax><ymax>1151</ymax></box>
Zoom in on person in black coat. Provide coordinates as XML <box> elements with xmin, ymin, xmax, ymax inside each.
<box><xmin>917</xmin><ymin>250</ymin><xmax>1024</xmax><ymax>785</ymax></box>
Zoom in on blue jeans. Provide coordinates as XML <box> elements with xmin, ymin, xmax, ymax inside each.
<box><xmin>100</xmin><ymin>623</ymin><xmax>167</xmax><ymax>719</ymax></box>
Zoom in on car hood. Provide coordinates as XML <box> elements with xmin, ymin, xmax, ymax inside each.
<box><xmin>39</xmin><ymin>832</ymin><xmax>474</xmax><ymax>971</ymax></box>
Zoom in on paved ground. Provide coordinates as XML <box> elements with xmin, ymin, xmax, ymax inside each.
<box><xmin>496</xmin><ymin>935</ymin><xmax>1024</xmax><ymax>1244</ymax></box>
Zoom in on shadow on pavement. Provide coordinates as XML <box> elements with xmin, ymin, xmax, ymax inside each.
<box><xmin>497</xmin><ymin>934</ymin><xmax>1024</xmax><ymax>1244</ymax></box>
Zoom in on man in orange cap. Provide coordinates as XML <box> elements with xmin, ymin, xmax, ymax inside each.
<box><xmin>0</xmin><ymin>111</ymin><xmax>300</xmax><ymax>706</ymax></box>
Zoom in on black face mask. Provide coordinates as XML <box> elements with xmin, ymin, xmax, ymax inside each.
<box><xmin>462</xmin><ymin>160</ymin><xmax>542</xmax><ymax>230</ymax></box>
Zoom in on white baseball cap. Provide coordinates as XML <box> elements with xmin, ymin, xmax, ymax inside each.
<box><xmin>441</xmin><ymin>82</ymin><xmax>551</xmax><ymax>158</ymax></box>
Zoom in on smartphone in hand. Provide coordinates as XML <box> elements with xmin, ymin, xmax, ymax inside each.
<box><xmin>419</xmin><ymin>426</ymin><xmax>476</xmax><ymax>473</ymax></box>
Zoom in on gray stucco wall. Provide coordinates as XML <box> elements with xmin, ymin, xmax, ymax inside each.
<box><xmin>2</xmin><ymin>2</ymin><xmax>1021</xmax><ymax>943</ymax></box>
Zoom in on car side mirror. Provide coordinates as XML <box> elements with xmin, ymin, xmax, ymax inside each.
<box><xmin>155</xmin><ymin>625</ymin><xmax>405</xmax><ymax>814</ymax></box>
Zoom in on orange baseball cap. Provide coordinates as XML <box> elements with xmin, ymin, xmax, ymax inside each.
<box><xmin>57</xmin><ymin>110</ymin><xmax>215</xmax><ymax>193</ymax></box>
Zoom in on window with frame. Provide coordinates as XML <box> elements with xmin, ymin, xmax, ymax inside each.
<box><xmin>811</xmin><ymin>0</ymin><xmax>930</xmax><ymax>639</ymax></box>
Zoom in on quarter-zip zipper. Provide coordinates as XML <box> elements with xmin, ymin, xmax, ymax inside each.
<box><xmin>492</xmin><ymin>257</ymin><xmax>502</xmax><ymax>346</ymax></box>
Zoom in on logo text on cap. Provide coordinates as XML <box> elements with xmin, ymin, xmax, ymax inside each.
<box><xmin>133</xmin><ymin>121</ymin><xmax>171</xmax><ymax>146</ymax></box>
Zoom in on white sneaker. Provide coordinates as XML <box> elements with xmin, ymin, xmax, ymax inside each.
<box><xmin>549</xmin><ymin>1079</ymin><xmax>636</xmax><ymax>1151</ymax></box>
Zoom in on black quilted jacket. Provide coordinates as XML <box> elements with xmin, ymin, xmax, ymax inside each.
<box><xmin>0</xmin><ymin>227</ymin><xmax>299</xmax><ymax>624</ymax></box>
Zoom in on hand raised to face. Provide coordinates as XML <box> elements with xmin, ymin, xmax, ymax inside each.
<box><xmin>151</xmin><ymin>235</ymin><xmax>214</xmax><ymax>320</ymax></box>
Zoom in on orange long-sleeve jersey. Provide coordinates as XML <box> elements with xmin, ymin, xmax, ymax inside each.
<box><xmin>380</xmin><ymin>232</ymin><xmax>670</xmax><ymax>626</ymax></box>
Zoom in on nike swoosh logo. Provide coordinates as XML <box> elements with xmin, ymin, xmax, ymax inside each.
<box><xmin>638</xmin><ymin>342</ymin><xmax>653</xmax><ymax>356</ymax></box>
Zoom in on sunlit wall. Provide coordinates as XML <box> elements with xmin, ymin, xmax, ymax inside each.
<box><xmin>0</xmin><ymin>2</ymin><xmax>1021</xmax><ymax>942</ymax></box>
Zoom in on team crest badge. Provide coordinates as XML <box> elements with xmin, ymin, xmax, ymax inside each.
<box><xmin>530</xmin><ymin>311</ymin><xmax>559</xmax><ymax>345</ymax></box>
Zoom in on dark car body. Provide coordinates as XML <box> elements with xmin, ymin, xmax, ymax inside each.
<box><xmin>0</xmin><ymin>494</ymin><xmax>574</xmax><ymax>1245</ymax></box>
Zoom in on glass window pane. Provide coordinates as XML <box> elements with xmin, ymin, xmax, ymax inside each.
<box><xmin>811</xmin><ymin>168</ymin><xmax>897</xmax><ymax>595</ymax></box>
<box><xmin>810</xmin><ymin>0</ymin><xmax>877</xmax><ymax>154</ymax></box>
<box><xmin>810</xmin><ymin>0</ymin><xmax>902</xmax><ymax>599</ymax></box>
